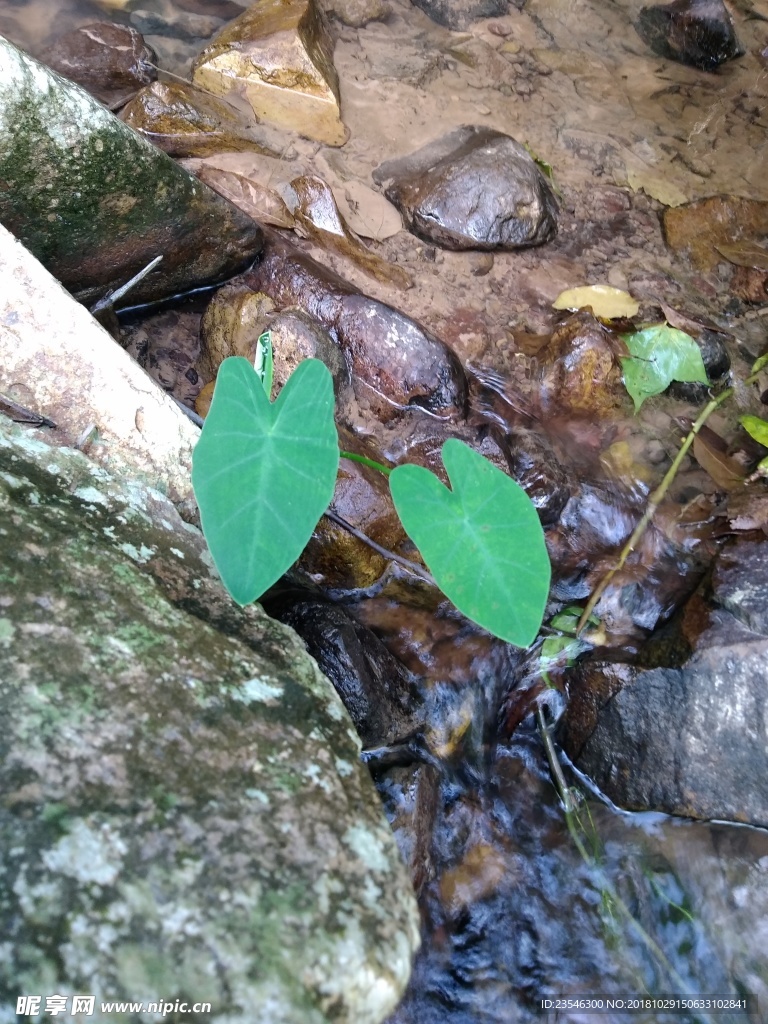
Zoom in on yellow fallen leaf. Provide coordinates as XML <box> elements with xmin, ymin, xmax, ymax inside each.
<box><xmin>552</xmin><ymin>284</ymin><xmax>639</xmax><ymax>318</ymax></box>
<box><xmin>627</xmin><ymin>169</ymin><xmax>687</xmax><ymax>208</ymax></box>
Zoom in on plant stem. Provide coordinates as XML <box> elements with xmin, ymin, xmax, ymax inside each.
<box><xmin>536</xmin><ymin>711</ymin><xmax>719</xmax><ymax>1022</ymax></box>
<box><xmin>576</xmin><ymin>388</ymin><xmax>733</xmax><ymax>634</ymax></box>
<box><xmin>339</xmin><ymin>450</ymin><xmax>392</xmax><ymax>476</ymax></box>
<box><xmin>323</xmin><ymin>508</ymin><xmax>437</xmax><ymax>586</ymax></box>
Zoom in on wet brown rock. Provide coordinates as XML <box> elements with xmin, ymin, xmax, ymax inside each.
<box><xmin>538</xmin><ymin>311</ymin><xmax>626</xmax><ymax>418</ymax></box>
<box><xmin>635</xmin><ymin>0</ymin><xmax>744</xmax><ymax>71</ymax></box>
<box><xmin>373</xmin><ymin>126</ymin><xmax>558</xmax><ymax>251</ymax></box>
<box><xmin>269</xmin><ymin>598</ymin><xmax>422</xmax><ymax>748</ymax></box>
<box><xmin>244</xmin><ymin>230</ymin><xmax>468</xmax><ymax>419</ymax></box>
<box><xmin>502</xmin><ymin>428</ymin><xmax>571</xmax><ymax>526</ymax></box>
<box><xmin>269</xmin><ymin>308</ymin><xmax>352</xmax><ymax>397</ymax></box>
<box><xmin>198</xmin><ymin>284</ymin><xmax>275</xmax><ymax>380</ymax></box>
<box><xmin>299</xmin><ymin>437</ymin><xmax>407</xmax><ymax>590</ymax></box>
<box><xmin>38</xmin><ymin>22</ymin><xmax>157</xmax><ymax>108</ymax></box>
<box><xmin>192</xmin><ymin>0</ymin><xmax>349</xmax><ymax>146</ymax></box>
<box><xmin>663</xmin><ymin>196</ymin><xmax>768</xmax><ymax>273</ymax></box>
<box><xmin>121</xmin><ymin>81</ymin><xmax>278</xmax><ymax>158</ymax></box>
<box><xmin>198</xmin><ymin>283</ymin><xmax>350</xmax><ymax>398</ymax></box>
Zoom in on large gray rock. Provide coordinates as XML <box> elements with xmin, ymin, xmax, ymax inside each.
<box><xmin>0</xmin><ymin>35</ymin><xmax>263</xmax><ymax>306</ymax></box>
<box><xmin>0</xmin><ymin>418</ymin><xmax>420</xmax><ymax>1023</ymax></box>
<box><xmin>373</xmin><ymin>127</ymin><xmax>559</xmax><ymax>252</ymax></box>
<box><xmin>560</xmin><ymin>537</ymin><xmax>768</xmax><ymax>828</ymax></box>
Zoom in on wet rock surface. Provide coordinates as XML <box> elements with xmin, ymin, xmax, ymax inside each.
<box><xmin>270</xmin><ymin>598</ymin><xmax>423</xmax><ymax>748</ymax></box>
<box><xmin>198</xmin><ymin>283</ymin><xmax>350</xmax><ymax>399</ymax></box>
<box><xmin>635</xmin><ymin>0</ymin><xmax>744</xmax><ymax>71</ymax></box>
<box><xmin>0</xmin><ymin>36</ymin><xmax>263</xmax><ymax>307</ymax></box>
<box><xmin>192</xmin><ymin>0</ymin><xmax>348</xmax><ymax>146</ymax></box>
<box><xmin>373</xmin><ymin>127</ymin><xmax>559</xmax><ymax>251</ymax></box>
<box><xmin>560</xmin><ymin>537</ymin><xmax>768</xmax><ymax>827</ymax></box>
<box><xmin>121</xmin><ymin>80</ymin><xmax>277</xmax><ymax>158</ymax></box>
<box><xmin>244</xmin><ymin>231</ymin><xmax>468</xmax><ymax>419</ymax></box>
<box><xmin>408</xmin><ymin>0</ymin><xmax>508</xmax><ymax>30</ymax></box>
<box><xmin>38</xmin><ymin>22</ymin><xmax>157</xmax><ymax>108</ymax></box>
<box><xmin>0</xmin><ymin>417</ymin><xmax>420</xmax><ymax>1023</ymax></box>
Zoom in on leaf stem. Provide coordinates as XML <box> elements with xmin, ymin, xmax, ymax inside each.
<box><xmin>339</xmin><ymin>450</ymin><xmax>392</xmax><ymax>476</ymax></box>
<box><xmin>576</xmin><ymin>376</ymin><xmax>760</xmax><ymax>634</ymax></box>
<box><xmin>323</xmin><ymin>508</ymin><xmax>437</xmax><ymax>586</ymax></box>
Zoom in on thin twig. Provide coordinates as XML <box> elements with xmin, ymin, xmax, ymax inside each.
<box><xmin>536</xmin><ymin>706</ymin><xmax>578</xmax><ymax>813</ymax></box>
<box><xmin>0</xmin><ymin>393</ymin><xmax>56</xmax><ymax>428</ymax></box>
<box><xmin>90</xmin><ymin>255</ymin><xmax>163</xmax><ymax>314</ymax></box>
<box><xmin>577</xmin><ymin>389</ymin><xmax>731</xmax><ymax>633</ymax></box>
<box><xmin>172</xmin><ymin>398</ymin><xmax>204</xmax><ymax>429</ymax></box>
<box><xmin>323</xmin><ymin>508</ymin><xmax>437</xmax><ymax>586</ymax></box>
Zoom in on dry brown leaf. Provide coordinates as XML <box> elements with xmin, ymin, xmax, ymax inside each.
<box><xmin>657</xmin><ymin>301</ymin><xmax>733</xmax><ymax>340</ymax></box>
<box><xmin>714</xmin><ymin>240</ymin><xmax>768</xmax><ymax>271</ymax></box>
<box><xmin>195</xmin><ymin>166</ymin><xmax>295</xmax><ymax>229</ymax></box>
<box><xmin>692</xmin><ymin>425</ymin><xmax>747</xmax><ymax>492</ymax></box>
<box><xmin>331</xmin><ymin>180</ymin><xmax>402</xmax><ymax>241</ymax></box>
<box><xmin>291</xmin><ymin>175</ymin><xmax>412</xmax><ymax>290</ymax></box>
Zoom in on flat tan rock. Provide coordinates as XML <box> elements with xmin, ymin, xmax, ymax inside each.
<box><xmin>192</xmin><ymin>0</ymin><xmax>349</xmax><ymax>147</ymax></box>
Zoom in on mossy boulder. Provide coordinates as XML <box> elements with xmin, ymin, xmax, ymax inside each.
<box><xmin>0</xmin><ymin>34</ymin><xmax>263</xmax><ymax>306</ymax></box>
<box><xmin>0</xmin><ymin>418</ymin><xmax>419</xmax><ymax>1023</ymax></box>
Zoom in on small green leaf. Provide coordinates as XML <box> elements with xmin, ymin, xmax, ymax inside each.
<box><xmin>540</xmin><ymin>633</ymin><xmax>584</xmax><ymax>669</ymax></box>
<box><xmin>751</xmin><ymin>353</ymin><xmax>768</xmax><ymax>376</ymax></box>
<box><xmin>740</xmin><ymin>414</ymin><xmax>768</xmax><ymax>449</ymax></box>
<box><xmin>389</xmin><ymin>439</ymin><xmax>551</xmax><ymax>647</ymax></box>
<box><xmin>192</xmin><ymin>357</ymin><xmax>339</xmax><ymax>605</ymax></box>
<box><xmin>620</xmin><ymin>324</ymin><xmax>709</xmax><ymax>411</ymax></box>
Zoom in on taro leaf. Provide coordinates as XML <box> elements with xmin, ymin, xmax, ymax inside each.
<box><xmin>620</xmin><ymin>323</ymin><xmax>709</xmax><ymax>411</ymax></box>
<box><xmin>389</xmin><ymin>439</ymin><xmax>551</xmax><ymax>647</ymax></box>
<box><xmin>740</xmin><ymin>414</ymin><xmax>768</xmax><ymax>449</ymax></box>
<box><xmin>192</xmin><ymin>357</ymin><xmax>339</xmax><ymax>605</ymax></box>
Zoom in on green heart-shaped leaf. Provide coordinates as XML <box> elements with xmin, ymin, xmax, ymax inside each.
<box><xmin>620</xmin><ymin>323</ymin><xmax>709</xmax><ymax>411</ymax></box>
<box><xmin>389</xmin><ymin>439</ymin><xmax>551</xmax><ymax>647</ymax></box>
<box><xmin>192</xmin><ymin>357</ymin><xmax>339</xmax><ymax>605</ymax></box>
